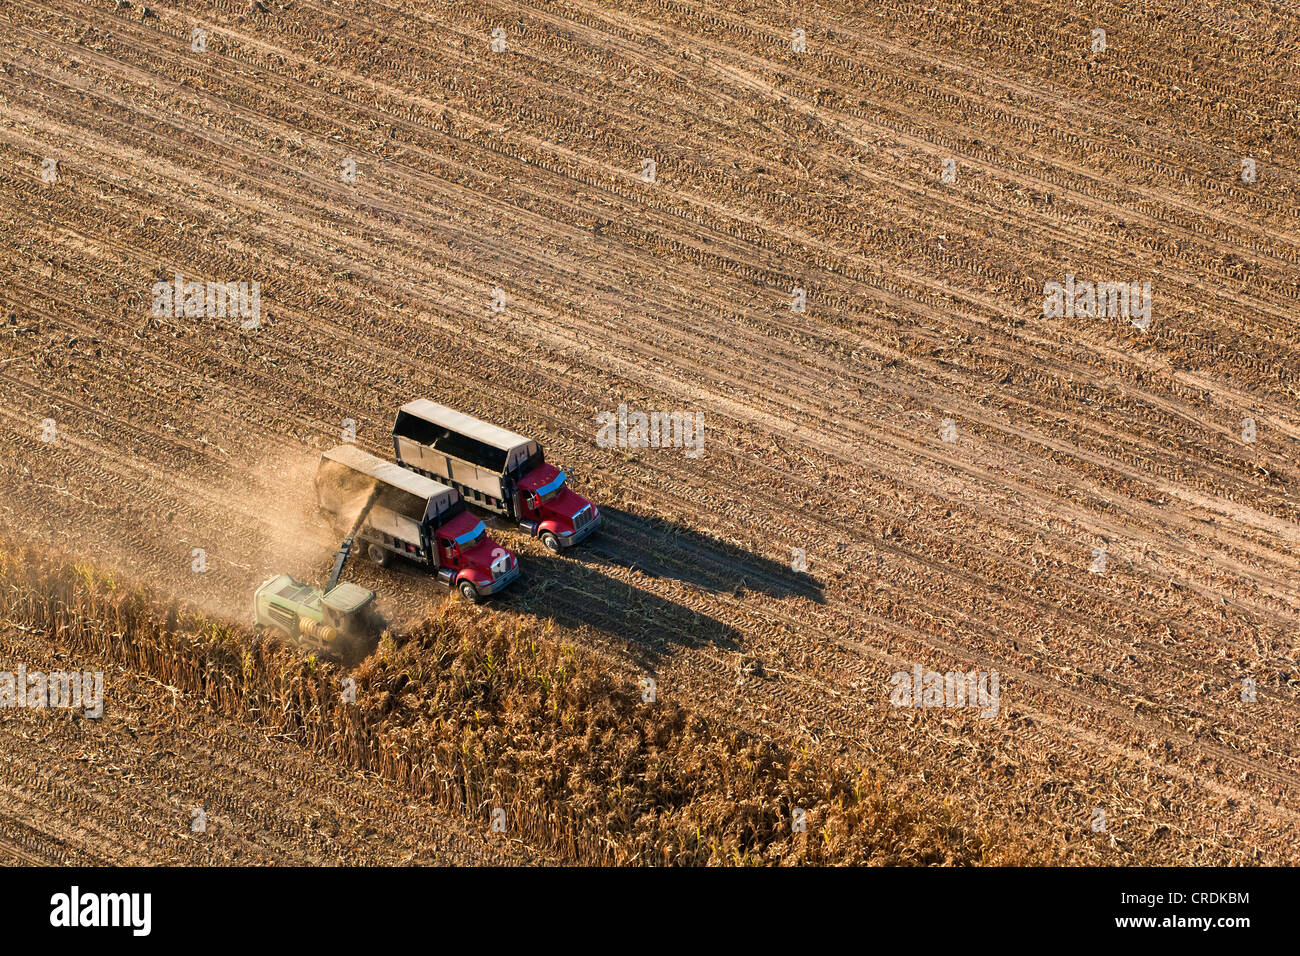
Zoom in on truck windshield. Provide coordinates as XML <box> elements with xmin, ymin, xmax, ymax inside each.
<box><xmin>454</xmin><ymin>521</ymin><xmax>487</xmax><ymax>549</ymax></box>
<box><xmin>536</xmin><ymin>472</ymin><xmax>566</xmax><ymax>503</ymax></box>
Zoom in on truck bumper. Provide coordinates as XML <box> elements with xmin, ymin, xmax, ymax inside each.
<box><xmin>477</xmin><ymin>563</ymin><xmax>521</xmax><ymax>595</ymax></box>
<box><xmin>559</xmin><ymin>511</ymin><xmax>602</xmax><ymax>548</ymax></box>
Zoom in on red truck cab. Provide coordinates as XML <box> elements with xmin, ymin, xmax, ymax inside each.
<box><xmin>516</xmin><ymin>463</ymin><xmax>601</xmax><ymax>551</ymax></box>
<box><xmin>434</xmin><ymin>510</ymin><xmax>519</xmax><ymax>600</ymax></box>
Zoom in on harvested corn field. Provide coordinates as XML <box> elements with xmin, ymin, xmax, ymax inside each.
<box><xmin>0</xmin><ymin>0</ymin><xmax>1297</xmax><ymax>867</ymax></box>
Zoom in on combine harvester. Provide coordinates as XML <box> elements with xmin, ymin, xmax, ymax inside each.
<box><xmin>252</xmin><ymin>485</ymin><xmax>384</xmax><ymax>660</ymax></box>
<box><xmin>315</xmin><ymin>444</ymin><xmax>520</xmax><ymax>601</ymax></box>
<box><xmin>392</xmin><ymin>400</ymin><xmax>600</xmax><ymax>552</ymax></box>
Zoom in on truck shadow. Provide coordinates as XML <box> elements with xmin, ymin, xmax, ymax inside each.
<box><xmin>573</xmin><ymin>507</ymin><xmax>825</xmax><ymax>605</ymax></box>
<box><xmin>498</xmin><ymin>553</ymin><xmax>745</xmax><ymax>668</ymax></box>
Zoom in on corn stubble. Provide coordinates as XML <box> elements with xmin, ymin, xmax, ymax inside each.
<box><xmin>0</xmin><ymin>533</ymin><xmax>1041</xmax><ymax>865</ymax></box>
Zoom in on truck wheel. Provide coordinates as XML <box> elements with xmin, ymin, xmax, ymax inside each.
<box><xmin>458</xmin><ymin>580</ymin><xmax>481</xmax><ymax>603</ymax></box>
<box><xmin>367</xmin><ymin>543</ymin><xmax>390</xmax><ymax>567</ymax></box>
<box><xmin>541</xmin><ymin>531</ymin><xmax>561</xmax><ymax>553</ymax></box>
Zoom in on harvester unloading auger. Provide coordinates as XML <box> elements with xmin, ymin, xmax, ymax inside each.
<box><xmin>326</xmin><ymin>485</ymin><xmax>382</xmax><ymax>592</ymax></box>
<box><xmin>251</xmin><ymin>483</ymin><xmax>386</xmax><ymax>660</ymax></box>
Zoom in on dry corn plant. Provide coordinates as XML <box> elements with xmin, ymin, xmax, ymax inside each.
<box><xmin>0</xmin><ymin>532</ymin><xmax>1044</xmax><ymax>866</ymax></box>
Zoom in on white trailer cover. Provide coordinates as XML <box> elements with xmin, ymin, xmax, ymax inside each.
<box><xmin>393</xmin><ymin>400</ymin><xmax>540</xmax><ymax>503</ymax></box>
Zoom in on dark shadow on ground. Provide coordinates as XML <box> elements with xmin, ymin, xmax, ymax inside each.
<box><xmin>567</xmin><ymin>507</ymin><xmax>825</xmax><ymax>605</ymax></box>
<box><xmin>496</xmin><ymin>550</ymin><xmax>744</xmax><ymax>672</ymax></box>
<box><xmin>346</xmin><ymin>505</ymin><xmax>823</xmax><ymax>671</ymax></box>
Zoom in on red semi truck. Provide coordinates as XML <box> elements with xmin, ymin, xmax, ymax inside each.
<box><xmin>315</xmin><ymin>444</ymin><xmax>520</xmax><ymax>601</ymax></box>
<box><xmin>392</xmin><ymin>400</ymin><xmax>601</xmax><ymax>552</ymax></box>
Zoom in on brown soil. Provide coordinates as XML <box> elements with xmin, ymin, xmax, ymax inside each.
<box><xmin>0</xmin><ymin>0</ymin><xmax>1297</xmax><ymax>864</ymax></box>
